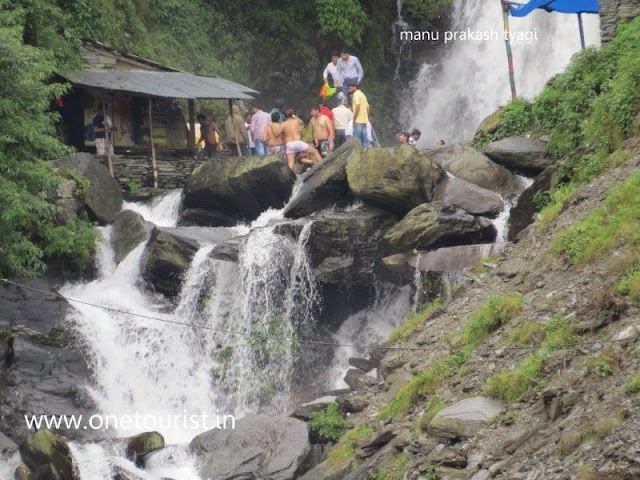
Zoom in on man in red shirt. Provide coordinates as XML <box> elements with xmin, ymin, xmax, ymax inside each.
<box><xmin>317</xmin><ymin>100</ymin><xmax>334</xmax><ymax>122</ymax></box>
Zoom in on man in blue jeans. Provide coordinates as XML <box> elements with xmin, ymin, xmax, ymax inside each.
<box><xmin>337</xmin><ymin>50</ymin><xmax>364</xmax><ymax>102</ymax></box>
<box><xmin>250</xmin><ymin>104</ymin><xmax>272</xmax><ymax>157</ymax></box>
<box><xmin>348</xmin><ymin>83</ymin><xmax>370</xmax><ymax>149</ymax></box>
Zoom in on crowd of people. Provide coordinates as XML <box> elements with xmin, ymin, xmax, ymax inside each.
<box><xmin>195</xmin><ymin>50</ymin><xmax>439</xmax><ymax>173</ymax></box>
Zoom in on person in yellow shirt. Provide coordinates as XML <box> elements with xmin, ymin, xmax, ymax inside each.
<box><xmin>348</xmin><ymin>84</ymin><xmax>370</xmax><ymax>148</ymax></box>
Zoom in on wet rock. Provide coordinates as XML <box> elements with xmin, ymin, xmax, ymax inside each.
<box><xmin>0</xmin><ymin>431</ymin><xmax>17</xmax><ymax>458</ymax></box>
<box><xmin>178</xmin><ymin>208</ymin><xmax>238</xmax><ymax>227</ymax></box>
<box><xmin>190</xmin><ymin>415</ymin><xmax>310</xmax><ymax>480</ymax></box>
<box><xmin>211</xmin><ymin>235</ymin><xmax>246</xmax><ymax>263</ymax></box>
<box><xmin>435</xmin><ymin>177</ymin><xmax>504</xmax><ymax>217</ymax></box>
<box><xmin>183</xmin><ymin>156</ymin><xmax>295</xmax><ymax>225</ymax></box>
<box><xmin>508</xmin><ymin>166</ymin><xmax>557</xmax><ymax>242</ymax></box>
<box><xmin>430</xmin><ymin>143</ymin><xmax>518</xmax><ymax>195</ymax></box>
<box><xmin>336</xmin><ymin>393</ymin><xmax>369</xmax><ymax>413</ymax></box>
<box><xmin>346</xmin><ymin>146</ymin><xmax>445</xmax><ymax>214</ymax></box>
<box><xmin>284</xmin><ymin>139</ymin><xmax>360</xmax><ymax>219</ymax></box>
<box><xmin>408</xmin><ymin>244</ymin><xmax>494</xmax><ymax>273</ymax></box>
<box><xmin>14</xmin><ymin>464</ymin><xmax>31</xmax><ymax>480</ymax></box>
<box><xmin>54</xmin><ymin>152</ymin><xmax>123</xmax><ymax>224</ymax></box>
<box><xmin>18</xmin><ymin>429</ymin><xmax>74</xmax><ymax>480</ymax></box>
<box><xmin>125</xmin><ymin>431</ymin><xmax>165</xmax><ymax>467</ymax></box>
<box><xmin>344</xmin><ymin>368</ymin><xmax>378</xmax><ymax>391</ymax></box>
<box><xmin>474</xmin><ymin>108</ymin><xmax>504</xmax><ymax>140</ymax></box>
<box><xmin>384</xmin><ymin>202</ymin><xmax>496</xmax><ymax>253</ymax></box>
<box><xmin>291</xmin><ymin>396</ymin><xmax>337</xmax><ymax>421</ymax></box>
<box><xmin>482</xmin><ymin>136</ymin><xmax>551</xmax><ymax>172</ymax></box>
<box><xmin>427</xmin><ymin>397</ymin><xmax>505</xmax><ymax>439</ymax></box>
<box><xmin>305</xmin><ymin>206</ymin><xmax>397</xmax><ymax>287</ymax></box>
<box><xmin>112</xmin><ymin>210</ymin><xmax>153</xmax><ymax>263</ymax></box>
<box><xmin>348</xmin><ymin>356</ymin><xmax>379</xmax><ymax>372</ymax></box>
<box><xmin>375</xmin><ymin>253</ymin><xmax>415</xmax><ymax>285</ymax></box>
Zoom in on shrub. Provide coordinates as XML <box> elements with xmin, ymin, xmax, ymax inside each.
<box><xmin>308</xmin><ymin>403</ymin><xmax>346</xmax><ymax>443</ymax></box>
<box><xmin>541</xmin><ymin>314</ymin><xmax>580</xmax><ymax>352</ymax></box>
<box><xmin>536</xmin><ymin>184</ymin><xmax>577</xmax><ymax>232</ymax></box>
<box><xmin>623</xmin><ymin>374</ymin><xmax>640</xmax><ymax>395</ymax></box>
<box><xmin>617</xmin><ymin>267</ymin><xmax>640</xmax><ymax>302</ymax></box>
<box><xmin>473</xmin><ymin>98</ymin><xmax>533</xmax><ymax>147</ymax></box>
<box><xmin>327</xmin><ymin>425</ymin><xmax>373</xmax><ymax>466</ymax></box>
<box><xmin>507</xmin><ymin>321</ymin><xmax>544</xmax><ymax>347</ymax></box>
<box><xmin>463</xmin><ymin>293</ymin><xmax>523</xmax><ymax>347</ymax></box>
<box><xmin>485</xmin><ymin>354</ymin><xmax>543</xmax><ymax>402</ymax></box>
<box><xmin>388</xmin><ymin>298</ymin><xmax>442</xmax><ymax>344</ymax></box>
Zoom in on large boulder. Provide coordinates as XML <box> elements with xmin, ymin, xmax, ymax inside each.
<box><xmin>305</xmin><ymin>206</ymin><xmax>398</xmax><ymax>287</ymax></box>
<box><xmin>49</xmin><ymin>177</ymin><xmax>83</xmax><ymax>223</ymax></box>
<box><xmin>346</xmin><ymin>146</ymin><xmax>445</xmax><ymax>214</ymax></box>
<box><xmin>54</xmin><ymin>152</ymin><xmax>123</xmax><ymax>224</ymax></box>
<box><xmin>111</xmin><ymin>210</ymin><xmax>153</xmax><ymax>263</ymax></box>
<box><xmin>141</xmin><ymin>226</ymin><xmax>231</xmax><ymax>298</ymax></box>
<box><xmin>183</xmin><ymin>156</ymin><xmax>295</xmax><ymax>225</ymax></box>
<box><xmin>291</xmin><ymin>396</ymin><xmax>337</xmax><ymax>421</ymax></box>
<box><xmin>384</xmin><ymin>202</ymin><xmax>496</xmax><ymax>253</ymax></box>
<box><xmin>178</xmin><ymin>208</ymin><xmax>237</xmax><ymax>227</ymax></box>
<box><xmin>474</xmin><ymin>108</ymin><xmax>504</xmax><ymax>141</ymax></box>
<box><xmin>284</xmin><ymin>139</ymin><xmax>361</xmax><ymax>219</ymax></box>
<box><xmin>429</xmin><ymin>144</ymin><xmax>517</xmax><ymax>195</ymax></box>
<box><xmin>125</xmin><ymin>431</ymin><xmax>165</xmax><ymax>467</ymax></box>
<box><xmin>408</xmin><ymin>244</ymin><xmax>494</xmax><ymax>273</ymax></box>
<box><xmin>481</xmin><ymin>136</ymin><xmax>551</xmax><ymax>172</ymax></box>
<box><xmin>427</xmin><ymin>397</ymin><xmax>504</xmax><ymax>439</ymax></box>
<box><xmin>18</xmin><ymin>429</ymin><xmax>74</xmax><ymax>479</ymax></box>
<box><xmin>190</xmin><ymin>415</ymin><xmax>311</xmax><ymax>480</ymax></box>
<box><xmin>435</xmin><ymin>177</ymin><xmax>504</xmax><ymax>217</ymax></box>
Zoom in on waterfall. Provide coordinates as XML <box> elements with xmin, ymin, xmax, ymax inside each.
<box><xmin>392</xmin><ymin>0</ymin><xmax>411</xmax><ymax>80</ymax></box>
<box><xmin>123</xmin><ymin>189</ymin><xmax>183</xmax><ymax>227</ymax></box>
<box><xmin>402</xmin><ymin>1</ymin><xmax>600</xmax><ymax>145</ymax></box>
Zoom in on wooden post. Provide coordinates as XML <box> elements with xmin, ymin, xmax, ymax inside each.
<box><xmin>502</xmin><ymin>1</ymin><xmax>517</xmax><ymax>100</ymax></box>
<box><xmin>148</xmin><ymin>97</ymin><xmax>158</xmax><ymax>189</ymax></box>
<box><xmin>103</xmin><ymin>97</ymin><xmax>114</xmax><ymax>177</ymax></box>
<box><xmin>188</xmin><ymin>99</ymin><xmax>196</xmax><ymax>148</ymax></box>
<box><xmin>228</xmin><ymin>99</ymin><xmax>242</xmax><ymax>157</ymax></box>
<box><xmin>578</xmin><ymin>13</ymin><xmax>586</xmax><ymax>49</ymax></box>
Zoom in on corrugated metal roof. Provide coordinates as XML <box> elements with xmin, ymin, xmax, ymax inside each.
<box><xmin>61</xmin><ymin>70</ymin><xmax>258</xmax><ymax>99</ymax></box>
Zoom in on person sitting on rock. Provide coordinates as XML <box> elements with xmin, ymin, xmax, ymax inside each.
<box><xmin>283</xmin><ymin>109</ymin><xmax>322</xmax><ymax>172</ymax></box>
<box><xmin>410</xmin><ymin>129</ymin><xmax>421</xmax><ymax>146</ymax></box>
<box><xmin>397</xmin><ymin>132</ymin><xmax>411</xmax><ymax>145</ymax></box>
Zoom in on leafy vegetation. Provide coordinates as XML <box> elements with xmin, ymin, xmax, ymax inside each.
<box><xmin>550</xmin><ymin>172</ymin><xmax>640</xmax><ymax>265</ymax></box>
<box><xmin>387</xmin><ymin>298</ymin><xmax>442</xmax><ymax>344</ymax></box>
<box><xmin>327</xmin><ymin>424</ymin><xmax>373</xmax><ymax>466</ymax></box>
<box><xmin>462</xmin><ymin>293</ymin><xmax>523</xmax><ymax>347</ymax></box>
<box><xmin>485</xmin><ymin>354</ymin><xmax>543</xmax><ymax>402</ymax></box>
<box><xmin>623</xmin><ymin>374</ymin><xmax>640</xmax><ymax>395</ymax></box>
<box><xmin>617</xmin><ymin>267</ymin><xmax>640</xmax><ymax>302</ymax></box>
<box><xmin>473</xmin><ymin>98</ymin><xmax>533</xmax><ymax>148</ymax></box>
<box><xmin>308</xmin><ymin>403</ymin><xmax>346</xmax><ymax>442</ymax></box>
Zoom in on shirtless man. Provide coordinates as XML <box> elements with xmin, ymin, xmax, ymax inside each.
<box><xmin>283</xmin><ymin>109</ymin><xmax>322</xmax><ymax>171</ymax></box>
<box><xmin>264</xmin><ymin>111</ymin><xmax>286</xmax><ymax>161</ymax></box>
<box><xmin>310</xmin><ymin>106</ymin><xmax>334</xmax><ymax>158</ymax></box>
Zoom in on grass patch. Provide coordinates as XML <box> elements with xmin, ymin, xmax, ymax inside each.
<box><xmin>418</xmin><ymin>393</ymin><xmax>445</xmax><ymax>430</ymax></box>
<box><xmin>388</xmin><ymin>298</ymin><xmax>442</xmax><ymax>344</ymax></box>
<box><xmin>556</xmin><ymin>414</ymin><xmax>623</xmax><ymax>458</ymax></box>
<box><xmin>485</xmin><ymin>354</ymin><xmax>543</xmax><ymax>402</ymax></box>
<box><xmin>370</xmin><ymin>453</ymin><xmax>409</xmax><ymax>480</ymax></box>
<box><xmin>536</xmin><ymin>184</ymin><xmax>578</xmax><ymax>232</ymax></box>
<box><xmin>541</xmin><ymin>314</ymin><xmax>581</xmax><ymax>352</ymax></box>
<box><xmin>550</xmin><ymin>172</ymin><xmax>640</xmax><ymax>265</ymax></box>
<box><xmin>463</xmin><ymin>293</ymin><xmax>523</xmax><ymax>347</ymax></box>
<box><xmin>308</xmin><ymin>403</ymin><xmax>346</xmax><ymax>443</ymax></box>
<box><xmin>617</xmin><ymin>266</ymin><xmax>640</xmax><ymax>302</ymax></box>
<box><xmin>507</xmin><ymin>321</ymin><xmax>545</xmax><ymax>347</ymax></box>
<box><xmin>327</xmin><ymin>425</ymin><xmax>373</xmax><ymax>467</ymax></box>
<box><xmin>623</xmin><ymin>374</ymin><xmax>640</xmax><ymax>394</ymax></box>
<box><xmin>584</xmin><ymin>347</ymin><xmax>622</xmax><ymax>379</ymax></box>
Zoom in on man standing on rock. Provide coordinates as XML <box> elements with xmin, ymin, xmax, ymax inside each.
<box><xmin>332</xmin><ymin>93</ymin><xmax>353</xmax><ymax>148</ymax></box>
<box><xmin>348</xmin><ymin>83</ymin><xmax>370</xmax><ymax>149</ymax></box>
<box><xmin>197</xmin><ymin>114</ymin><xmax>222</xmax><ymax>158</ymax></box>
<box><xmin>337</xmin><ymin>50</ymin><xmax>364</xmax><ymax>101</ymax></box>
<box><xmin>310</xmin><ymin>106</ymin><xmax>334</xmax><ymax>158</ymax></box>
<box><xmin>283</xmin><ymin>109</ymin><xmax>322</xmax><ymax>171</ymax></box>
<box><xmin>264</xmin><ymin>111</ymin><xmax>286</xmax><ymax>161</ymax></box>
<box><xmin>323</xmin><ymin>53</ymin><xmax>342</xmax><ymax>90</ymax></box>
<box><xmin>250</xmin><ymin>104</ymin><xmax>272</xmax><ymax>157</ymax></box>
<box><xmin>225</xmin><ymin>105</ymin><xmax>250</xmax><ymax>156</ymax></box>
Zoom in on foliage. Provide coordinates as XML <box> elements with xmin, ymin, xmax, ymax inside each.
<box><xmin>617</xmin><ymin>267</ymin><xmax>640</xmax><ymax>302</ymax></box>
<box><xmin>550</xmin><ymin>172</ymin><xmax>640</xmax><ymax>265</ymax></box>
<box><xmin>371</xmin><ymin>453</ymin><xmax>409</xmax><ymax>480</ymax></box>
<box><xmin>315</xmin><ymin>0</ymin><xmax>370</xmax><ymax>46</ymax></box>
<box><xmin>403</xmin><ymin>0</ymin><xmax>451</xmax><ymax>19</ymax></box>
<box><xmin>473</xmin><ymin>98</ymin><xmax>533</xmax><ymax>148</ymax></box>
<box><xmin>623</xmin><ymin>375</ymin><xmax>640</xmax><ymax>394</ymax></box>
<box><xmin>327</xmin><ymin>424</ymin><xmax>373</xmax><ymax>466</ymax></box>
<box><xmin>485</xmin><ymin>354</ymin><xmax>543</xmax><ymax>402</ymax></box>
<box><xmin>388</xmin><ymin>298</ymin><xmax>442</xmax><ymax>344</ymax></box>
<box><xmin>463</xmin><ymin>293</ymin><xmax>523</xmax><ymax>347</ymax></box>
<box><xmin>308</xmin><ymin>403</ymin><xmax>346</xmax><ymax>442</ymax></box>
<box><xmin>507</xmin><ymin>321</ymin><xmax>545</xmax><ymax>347</ymax></box>
<box><xmin>0</xmin><ymin>9</ymin><xmax>97</xmax><ymax>276</ymax></box>
<box><xmin>540</xmin><ymin>314</ymin><xmax>580</xmax><ymax>352</ymax></box>
<box><xmin>556</xmin><ymin>414</ymin><xmax>622</xmax><ymax>457</ymax></box>
<box><xmin>418</xmin><ymin>393</ymin><xmax>445</xmax><ymax>430</ymax></box>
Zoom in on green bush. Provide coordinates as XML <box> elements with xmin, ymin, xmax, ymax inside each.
<box><xmin>623</xmin><ymin>375</ymin><xmax>640</xmax><ymax>394</ymax></box>
<box><xmin>327</xmin><ymin>424</ymin><xmax>373</xmax><ymax>466</ymax></box>
<box><xmin>463</xmin><ymin>293</ymin><xmax>523</xmax><ymax>347</ymax></box>
<box><xmin>485</xmin><ymin>354</ymin><xmax>543</xmax><ymax>402</ymax></box>
<box><xmin>617</xmin><ymin>267</ymin><xmax>640</xmax><ymax>302</ymax></box>
<box><xmin>308</xmin><ymin>403</ymin><xmax>346</xmax><ymax>443</ymax></box>
<box><xmin>473</xmin><ymin>98</ymin><xmax>533</xmax><ymax>147</ymax></box>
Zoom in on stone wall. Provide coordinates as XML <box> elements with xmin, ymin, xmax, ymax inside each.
<box><xmin>600</xmin><ymin>0</ymin><xmax>640</xmax><ymax>43</ymax></box>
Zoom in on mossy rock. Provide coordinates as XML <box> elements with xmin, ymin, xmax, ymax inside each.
<box><xmin>18</xmin><ymin>429</ymin><xmax>74</xmax><ymax>480</ymax></box>
<box><xmin>474</xmin><ymin>108</ymin><xmax>504</xmax><ymax>139</ymax></box>
<box><xmin>14</xmin><ymin>464</ymin><xmax>32</xmax><ymax>480</ymax></box>
<box><xmin>346</xmin><ymin>146</ymin><xmax>445</xmax><ymax>215</ymax></box>
<box><xmin>125</xmin><ymin>431</ymin><xmax>165</xmax><ymax>467</ymax></box>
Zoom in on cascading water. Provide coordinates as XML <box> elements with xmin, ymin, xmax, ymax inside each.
<box><xmin>402</xmin><ymin>0</ymin><xmax>600</xmax><ymax>145</ymax></box>
<box><xmin>392</xmin><ymin>0</ymin><xmax>412</xmax><ymax>81</ymax></box>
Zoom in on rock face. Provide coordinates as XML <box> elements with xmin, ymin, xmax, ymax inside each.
<box><xmin>142</xmin><ymin>227</ymin><xmax>231</xmax><ymax>298</ymax></box>
<box><xmin>305</xmin><ymin>206</ymin><xmax>397</xmax><ymax>286</ymax></box>
<box><xmin>178</xmin><ymin>208</ymin><xmax>237</xmax><ymax>227</ymax></box>
<box><xmin>600</xmin><ymin>0</ymin><xmax>640</xmax><ymax>44</ymax></box>
<box><xmin>125</xmin><ymin>431</ymin><xmax>165</xmax><ymax>467</ymax></box>
<box><xmin>18</xmin><ymin>429</ymin><xmax>74</xmax><ymax>479</ymax></box>
<box><xmin>49</xmin><ymin>177</ymin><xmax>83</xmax><ymax>223</ymax></box>
<box><xmin>482</xmin><ymin>136</ymin><xmax>551</xmax><ymax>172</ymax></box>
<box><xmin>427</xmin><ymin>397</ymin><xmax>504</xmax><ymax>439</ymax></box>
<box><xmin>183</xmin><ymin>156</ymin><xmax>295</xmax><ymax>225</ymax></box>
<box><xmin>291</xmin><ymin>396</ymin><xmax>337</xmax><ymax>421</ymax></box>
<box><xmin>54</xmin><ymin>152</ymin><xmax>123</xmax><ymax>224</ymax></box>
<box><xmin>346</xmin><ymin>146</ymin><xmax>445</xmax><ymax>214</ymax></box>
<box><xmin>190</xmin><ymin>415</ymin><xmax>311</xmax><ymax>480</ymax></box>
<box><xmin>508</xmin><ymin>166</ymin><xmax>557</xmax><ymax>241</ymax></box>
<box><xmin>384</xmin><ymin>203</ymin><xmax>496</xmax><ymax>253</ymax></box>
<box><xmin>112</xmin><ymin>210</ymin><xmax>153</xmax><ymax>263</ymax></box>
<box><xmin>435</xmin><ymin>177</ymin><xmax>504</xmax><ymax>217</ymax></box>
<box><xmin>284</xmin><ymin>139</ymin><xmax>361</xmax><ymax>219</ymax></box>
<box><xmin>430</xmin><ymin>144</ymin><xmax>517</xmax><ymax>195</ymax></box>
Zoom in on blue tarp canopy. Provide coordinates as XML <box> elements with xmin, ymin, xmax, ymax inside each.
<box><xmin>509</xmin><ymin>0</ymin><xmax>599</xmax><ymax>17</ymax></box>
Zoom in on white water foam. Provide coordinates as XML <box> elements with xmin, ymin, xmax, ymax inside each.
<box><xmin>403</xmin><ymin>1</ymin><xmax>600</xmax><ymax>145</ymax></box>
<box><xmin>123</xmin><ymin>189</ymin><xmax>183</xmax><ymax>227</ymax></box>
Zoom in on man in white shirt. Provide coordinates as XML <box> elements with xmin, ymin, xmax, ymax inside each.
<box><xmin>337</xmin><ymin>50</ymin><xmax>364</xmax><ymax>101</ymax></box>
<box><xmin>331</xmin><ymin>93</ymin><xmax>353</xmax><ymax>148</ymax></box>
<box><xmin>323</xmin><ymin>53</ymin><xmax>342</xmax><ymax>89</ymax></box>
